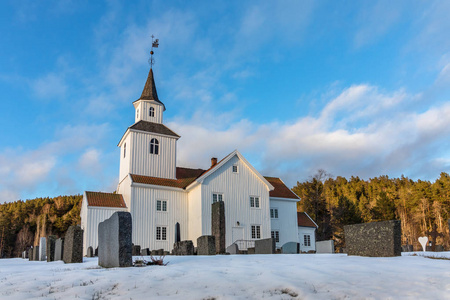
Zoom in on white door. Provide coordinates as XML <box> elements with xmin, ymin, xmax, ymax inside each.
<box><xmin>232</xmin><ymin>227</ymin><xmax>244</xmax><ymax>243</ymax></box>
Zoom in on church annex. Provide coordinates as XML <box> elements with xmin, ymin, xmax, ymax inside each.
<box><xmin>80</xmin><ymin>66</ymin><xmax>300</xmax><ymax>255</ymax></box>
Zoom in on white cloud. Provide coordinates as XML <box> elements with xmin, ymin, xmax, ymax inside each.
<box><xmin>31</xmin><ymin>73</ymin><xmax>67</xmax><ymax>99</ymax></box>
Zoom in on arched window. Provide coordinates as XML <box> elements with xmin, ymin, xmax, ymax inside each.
<box><xmin>123</xmin><ymin>143</ymin><xmax>126</xmax><ymax>158</ymax></box>
<box><xmin>149</xmin><ymin>107</ymin><xmax>155</xmax><ymax>117</ymax></box>
<box><xmin>150</xmin><ymin>138</ymin><xmax>159</xmax><ymax>155</ymax></box>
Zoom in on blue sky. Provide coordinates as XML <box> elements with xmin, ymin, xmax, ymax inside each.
<box><xmin>1</xmin><ymin>1</ymin><xmax>450</xmax><ymax>202</ymax></box>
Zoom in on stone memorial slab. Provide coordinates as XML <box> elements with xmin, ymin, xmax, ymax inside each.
<box><xmin>344</xmin><ymin>220</ymin><xmax>401</xmax><ymax>257</ymax></box>
<box><xmin>55</xmin><ymin>238</ymin><xmax>64</xmax><ymax>261</ymax></box>
<box><xmin>175</xmin><ymin>222</ymin><xmax>181</xmax><ymax>243</ymax></box>
<box><xmin>39</xmin><ymin>237</ymin><xmax>47</xmax><ymax>261</ymax></box>
<box><xmin>132</xmin><ymin>245</ymin><xmax>141</xmax><ymax>256</ymax></box>
<box><xmin>247</xmin><ymin>247</ymin><xmax>255</xmax><ymax>254</ymax></box>
<box><xmin>255</xmin><ymin>238</ymin><xmax>276</xmax><ymax>254</ymax></box>
<box><xmin>197</xmin><ymin>235</ymin><xmax>216</xmax><ymax>255</ymax></box>
<box><xmin>98</xmin><ymin>211</ymin><xmax>132</xmax><ymax>268</ymax></box>
<box><xmin>156</xmin><ymin>249</ymin><xmax>164</xmax><ymax>256</ymax></box>
<box><xmin>95</xmin><ymin>247</ymin><xmax>98</xmax><ymax>257</ymax></box>
<box><xmin>33</xmin><ymin>246</ymin><xmax>39</xmax><ymax>261</ymax></box>
<box><xmin>63</xmin><ymin>225</ymin><xmax>84</xmax><ymax>263</ymax></box>
<box><xmin>435</xmin><ymin>245</ymin><xmax>444</xmax><ymax>252</ymax></box>
<box><xmin>211</xmin><ymin>201</ymin><xmax>226</xmax><ymax>254</ymax></box>
<box><xmin>141</xmin><ymin>248</ymin><xmax>150</xmax><ymax>256</ymax></box>
<box><xmin>226</xmin><ymin>243</ymin><xmax>239</xmax><ymax>254</ymax></box>
<box><xmin>87</xmin><ymin>246</ymin><xmax>94</xmax><ymax>257</ymax></box>
<box><xmin>418</xmin><ymin>236</ymin><xmax>428</xmax><ymax>252</ymax></box>
<box><xmin>46</xmin><ymin>235</ymin><xmax>56</xmax><ymax>262</ymax></box>
<box><xmin>172</xmin><ymin>240</ymin><xmax>194</xmax><ymax>255</ymax></box>
<box><xmin>281</xmin><ymin>242</ymin><xmax>300</xmax><ymax>254</ymax></box>
<box><xmin>28</xmin><ymin>248</ymin><xmax>33</xmax><ymax>261</ymax></box>
<box><xmin>316</xmin><ymin>240</ymin><xmax>335</xmax><ymax>254</ymax></box>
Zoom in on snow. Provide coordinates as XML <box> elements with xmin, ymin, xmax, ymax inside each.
<box><xmin>1</xmin><ymin>252</ymin><xmax>449</xmax><ymax>299</ymax></box>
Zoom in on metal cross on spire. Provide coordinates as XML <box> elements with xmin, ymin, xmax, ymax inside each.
<box><xmin>148</xmin><ymin>35</ymin><xmax>159</xmax><ymax>68</ymax></box>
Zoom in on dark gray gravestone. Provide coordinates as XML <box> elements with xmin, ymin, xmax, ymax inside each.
<box><xmin>132</xmin><ymin>245</ymin><xmax>141</xmax><ymax>256</ymax></box>
<box><xmin>247</xmin><ymin>247</ymin><xmax>255</xmax><ymax>254</ymax></box>
<box><xmin>98</xmin><ymin>211</ymin><xmax>132</xmax><ymax>268</ymax></box>
<box><xmin>95</xmin><ymin>247</ymin><xmax>98</xmax><ymax>257</ymax></box>
<box><xmin>55</xmin><ymin>238</ymin><xmax>64</xmax><ymax>261</ymax></box>
<box><xmin>156</xmin><ymin>249</ymin><xmax>164</xmax><ymax>256</ymax></box>
<box><xmin>344</xmin><ymin>220</ymin><xmax>401</xmax><ymax>257</ymax></box>
<box><xmin>63</xmin><ymin>226</ymin><xmax>84</xmax><ymax>263</ymax></box>
<box><xmin>87</xmin><ymin>246</ymin><xmax>94</xmax><ymax>257</ymax></box>
<box><xmin>141</xmin><ymin>248</ymin><xmax>150</xmax><ymax>256</ymax></box>
<box><xmin>197</xmin><ymin>235</ymin><xmax>216</xmax><ymax>255</ymax></box>
<box><xmin>435</xmin><ymin>245</ymin><xmax>444</xmax><ymax>252</ymax></box>
<box><xmin>255</xmin><ymin>238</ymin><xmax>276</xmax><ymax>254</ymax></box>
<box><xmin>281</xmin><ymin>242</ymin><xmax>300</xmax><ymax>254</ymax></box>
<box><xmin>46</xmin><ymin>235</ymin><xmax>57</xmax><ymax>262</ymax></box>
<box><xmin>211</xmin><ymin>201</ymin><xmax>225</xmax><ymax>254</ymax></box>
<box><xmin>172</xmin><ymin>241</ymin><xmax>194</xmax><ymax>255</ymax></box>
<box><xmin>39</xmin><ymin>237</ymin><xmax>47</xmax><ymax>261</ymax></box>
<box><xmin>33</xmin><ymin>246</ymin><xmax>39</xmax><ymax>261</ymax></box>
<box><xmin>175</xmin><ymin>222</ymin><xmax>181</xmax><ymax>243</ymax></box>
<box><xmin>226</xmin><ymin>243</ymin><xmax>238</xmax><ymax>254</ymax></box>
<box><xmin>28</xmin><ymin>248</ymin><xmax>33</xmax><ymax>261</ymax></box>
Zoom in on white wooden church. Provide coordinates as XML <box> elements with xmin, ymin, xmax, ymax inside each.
<box><xmin>80</xmin><ymin>66</ymin><xmax>307</xmax><ymax>255</ymax></box>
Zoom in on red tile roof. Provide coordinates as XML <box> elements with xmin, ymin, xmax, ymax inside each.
<box><xmin>130</xmin><ymin>167</ymin><xmax>205</xmax><ymax>189</ymax></box>
<box><xmin>264</xmin><ymin>177</ymin><xmax>299</xmax><ymax>199</ymax></box>
<box><xmin>297</xmin><ymin>212</ymin><xmax>318</xmax><ymax>228</ymax></box>
<box><xmin>85</xmin><ymin>191</ymin><xmax>127</xmax><ymax>208</ymax></box>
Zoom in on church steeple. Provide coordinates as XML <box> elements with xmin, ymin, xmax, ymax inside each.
<box><xmin>135</xmin><ymin>68</ymin><xmax>165</xmax><ymax>109</ymax></box>
<box><xmin>133</xmin><ymin>67</ymin><xmax>165</xmax><ymax>123</ymax></box>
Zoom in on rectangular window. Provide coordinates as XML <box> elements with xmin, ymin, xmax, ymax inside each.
<box><xmin>156</xmin><ymin>200</ymin><xmax>167</xmax><ymax>212</ymax></box>
<box><xmin>304</xmin><ymin>235</ymin><xmax>311</xmax><ymax>247</ymax></box>
<box><xmin>250</xmin><ymin>196</ymin><xmax>260</xmax><ymax>208</ymax></box>
<box><xmin>156</xmin><ymin>226</ymin><xmax>167</xmax><ymax>240</ymax></box>
<box><xmin>270</xmin><ymin>208</ymin><xmax>278</xmax><ymax>219</ymax></box>
<box><xmin>251</xmin><ymin>225</ymin><xmax>261</xmax><ymax>239</ymax></box>
<box><xmin>271</xmin><ymin>231</ymin><xmax>280</xmax><ymax>243</ymax></box>
<box><xmin>212</xmin><ymin>193</ymin><xmax>223</xmax><ymax>203</ymax></box>
<box><xmin>232</xmin><ymin>165</ymin><xmax>238</xmax><ymax>173</ymax></box>
<box><xmin>123</xmin><ymin>143</ymin><xmax>126</xmax><ymax>158</ymax></box>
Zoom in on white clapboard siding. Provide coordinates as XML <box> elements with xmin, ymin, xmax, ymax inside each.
<box><xmin>298</xmin><ymin>227</ymin><xmax>316</xmax><ymax>252</ymax></box>
<box><xmin>188</xmin><ymin>184</ymin><xmax>202</xmax><ymax>246</ymax></box>
<box><xmin>130</xmin><ymin>131</ymin><xmax>177</xmax><ymax>179</ymax></box>
<box><xmin>270</xmin><ymin>198</ymin><xmax>299</xmax><ymax>247</ymax></box>
<box><xmin>201</xmin><ymin>155</ymin><xmax>271</xmax><ymax>248</ymax></box>
<box><xmin>119</xmin><ymin>134</ymin><xmax>132</xmax><ymax>183</ymax></box>
<box><xmin>135</xmin><ymin>101</ymin><xmax>164</xmax><ymax>124</ymax></box>
<box><xmin>117</xmin><ymin>175</ymin><xmax>132</xmax><ymax>209</ymax></box>
<box><xmin>131</xmin><ymin>185</ymin><xmax>189</xmax><ymax>251</ymax></box>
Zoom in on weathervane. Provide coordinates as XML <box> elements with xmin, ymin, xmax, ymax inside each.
<box><xmin>148</xmin><ymin>35</ymin><xmax>159</xmax><ymax>68</ymax></box>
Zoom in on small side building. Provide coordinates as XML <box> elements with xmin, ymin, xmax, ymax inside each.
<box><xmin>297</xmin><ymin>212</ymin><xmax>318</xmax><ymax>252</ymax></box>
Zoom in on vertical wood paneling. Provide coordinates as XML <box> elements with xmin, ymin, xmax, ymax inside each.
<box><xmin>119</xmin><ymin>134</ymin><xmax>131</xmax><ymax>182</ymax></box>
<box><xmin>135</xmin><ymin>101</ymin><xmax>163</xmax><ymax>124</ymax></box>
<box><xmin>270</xmin><ymin>199</ymin><xmax>298</xmax><ymax>247</ymax></box>
<box><xmin>188</xmin><ymin>185</ymin><xmax>202</xmax><ymax>245</ymax></box>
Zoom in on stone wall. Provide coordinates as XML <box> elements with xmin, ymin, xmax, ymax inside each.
<box><xmin>344</xmin><ymin>220</ymin><xmax>401</xmax><ymax>257</ymax></box>
<box><xmin>211</xmin><ymin>201</ymin><xmax>225</xmax><ymax>254</ymax></box>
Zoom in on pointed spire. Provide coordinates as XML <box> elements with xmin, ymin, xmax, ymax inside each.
<box><xmin>139</xmin><ymin>68</ymin><xmax>160</xmax><ymax>101</ymax></box>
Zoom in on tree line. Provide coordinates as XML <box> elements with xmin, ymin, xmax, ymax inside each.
<box><xmin>293</xmin><ymin>170</ymin><xmax>450</xmax><ymax>251</ymax></box>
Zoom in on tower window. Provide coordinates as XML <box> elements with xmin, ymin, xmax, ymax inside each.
<box><xmin>149</xmin><ymin>107</ymin><xmax>155</xmax><ymax>117</ymax></box>
<box><xmin>150</xmin><ymin>138</ymin><xmax>159</xmax><ymax>154</ymax></box>
<box><xmin>123</xmin><ymin>143</ymin><xmax>126</xmax><ymax>158</ymax></box>
<box><xmin>137</xmin><ymin>109</ymin><xmax>139</xmax><ymax>118</ymax></box>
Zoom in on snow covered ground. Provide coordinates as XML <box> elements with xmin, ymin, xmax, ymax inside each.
<box><xmin>0</xmin><ymin>252</ymin><xmax>449</xmax><ymax>300</ymax></box>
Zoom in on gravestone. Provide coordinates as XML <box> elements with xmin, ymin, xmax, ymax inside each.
<box><xmin>151</xmin><ymin>249</ymin><xmax>157</xmax><ymax>256</ymax></box>
<box><xmin>55</xmin><ymin>238</ymin><xmax>64</xmax><ymax>261</ymax></box>
<box><xmin>87</xmin><ymin>246</ymin><xmax>94</xmax><ymax>257</ymax></box>
<box><xmin>197</xmin><ymin>235</ymin><xmax>216</xmax><ymax>255</ymax></box>
<box><xmin>28</xmin><ymin>248</ymin><xmax>33</xmax><ymax>261</ymax></box>
<box><xmin>39</xmin><ymin>237</ymin><xmax>47</xmax><ymax>261</ymax></box>
<box><xmin>435</xmin><ymin>245</ymin><xmax>444</xmax><ymax>252</ymax></box>
<box><xmin>211</xmin><ymin>201</ymin><xmax>226</xmax><ymax>254</ymax></box>
<box><xmin>141</xmin><ymin>248</ymin><xmax>150</xmax><ymax>256</ymax></box>
<box><xmin>247</xmin><ymin>247</ymin><xmax>255</xmax><ymax>254</ymax></box>
<box><xmin>425</xmin><ymin>224</ymin><xmax>444</xmax><ymax>252</ymax></box>
<box><xmin>33</xmin><ymin>246</ymin><xmax>39</xmax><ymax>261</ymax></box>
<box><xmin>22</xmin><ymin>250</ymin><xmax>26</xmax><ymax>259</ymax></box>
<box><xmin>46</xmin><ymin>235</ymin><xmax>57</xmax><ymax>262</ymax></box>
<box><xmin>226</xmin><ymin>243</ymin><xmax>239</xmax><ymax>254</ymax></box>
<box><xmin>344</xmin><ymin>220</ymin><xmax>401</xmax><ymax>257</ymax></box>
<box><xmin>98</xmin><ymin>211</ymin><xmax>132</xmax><ymax>268</ymax></box>
<box><xmin>175</xmin><ymin>222</ymin><xmax>181</xmax><ymax>243</ymax></box>
<box><xmin>132</xmin><ymin>245</ymin><xmax>141</xmax><ymax>256</ymax></box>
<box><xmin>418</xmin><ymin>236</ymin><xmax>428</xmax><ymax>252</ymax></box>
<box><xmin>281</xmin><ymin>242</ymin><xmax>300</xmax><ymax>254</ymax></box>
<box><xmin>172</xmin><ymin>240</ymin><xmax>194</xmax><ymax>255</ymax></box>
<box><xmin>156</xmin><ymin>249</ymin><xmax>164</xmax><ymax>256</ymax></box>
<box><xmin>95</xmin><ymin>247</ymin><xmax>98</xmax><ymax>257</ymax></box>
<box><xmin>63</xmin><ymin>225</ymin><xmax>84</xmax><ymax>263</ymax></box>
<box><xmin>255</xmin><ymin>238</ymin><xmax>276</xmax><ymax>254</ymax></box>
<box><xmin>316</xmin><ymin>240</ymin><xmax>335</xmax><ymax>254</ymax></box>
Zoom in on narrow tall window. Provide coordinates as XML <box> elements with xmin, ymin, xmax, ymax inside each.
<box><xmin>137</xmin><ymin>109</ymin><xmax>139</xmax><ymax>118</ymax></box>
<box><xmin>232</xmin><ymin>164</ymin><xmax>238</xmax><ymax>173</ymax></box>
<box><xmin>270</xmin><ymin>208</ymin><xmax>278</xmax><ymax>219</ymax></box>
<box><xmin>251</xmin><ymin>225</ymin><xmax>261</xmax><ymax>239</ymax></box>
<box><xmin>149</xmin><ymin>107</ymin><xmax>155</xmax><ymax>117</ymax></box>
<box><xmin>304</xmin><ymin>235</ymin><xmax>311</xmax><ymax>247</ymax></box>
<box><xmin>150</xmin><ymin>138</ymin><xmax>159</xmax><ymax>154</ymax></box>
<box><xmin>123</xmin><ymin>143</ymin><xmax>126</xmax><ymax>158</ymax></box>
<box><xmin>250</xmin><ymin>196</ymin><xmax>260</xmax><ymax>208</ymax></box>
<box><xmin>271</xmin><ymin>231</ymin><xmax>280</xmax><ymax>243</ymax></box>
<box><xmin>212</xmin><ymin>193</ymin><xmax>223</xmax><ymax>203</ymax></box>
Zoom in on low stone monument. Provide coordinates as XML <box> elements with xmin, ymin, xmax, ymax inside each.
<box><xmin>95</xmin><ymin>247</ymin><xmax>98</xmax><ymax>257</ymax></box>
<box><xmin>55</xmin><ymin>238</ymin><xmax>64</xmax><ymax>261</ymax></box>
<box><xmin>344</xmin><ymin>220</ymin><xmax>401</xmax><ymax>257</ymax></box>
<box><xmin>63</xmin><ymin>225</ymin><xmax>84</xmax><ymax>263</ymax></box>
<box><xmin>141</xmin><ymin>248</ymin><xmax>150</xmax><ymax>256</ymax></box>
<box><xmin>226</xmin><ymin>243</ymin><xmax>239</xmax><ymax>254</ymax></box>
<box><xmin>255</xmin><ymin>238</ymin><xmax>276</xmax><ymax>254</ymax></box>
<box><xmin>87</xmin><ymin>246</ymin><xmax>94</xmax><ymax>257</ymax></box>
<box><xmin>172</xmin><ymin>240</ymin><xmax>194</xmax><ymax>255</ymax></box>
<box><xmin>39</xmin><ymin>237</ymin><xmax>47</xmax><ymax>261</ymax></box>
<box><xmin>281</xmin><ymin>242</ymin><xmax>300</xmax><ymax>254</ymax></box>
<box><xmin>132</xmin><ymin>245</ymin><xmax>141</xmax><ymax>256</ymax></box>
<box><xmin>418</xmin><ymin>236</ymin><xmax>428</xmax><ymax>252</ymax></box>
<box><xmin>28</xmin><ymin>248</ymin><xmax>33</xmax><ymax>261</ymax></box>
<box><xmin>316</xmin><ymin>240</ymin><xmax>335</xmax><ymax>254</ymax></box>
<box><xmin>247</xmin><ymin>247</ymin><xmax>255</xmax><ymax>254</ymax></box>
<box><xmin>197</xmin><ymin>235</ymin><xmax>216</xmax><ymax>255</ymax></box>
<box><xmin>46</xmin><ymin>235</ymin><xmax>57</xmax><ymax>262</ymax></box>
<box><xmin>33</xmin><ymin>246</ymin><xmax>39</xmax><ymax>261</ymax></box>
<box><xmin>211</xmin><ymin>201</ymin><xmax>226</xmax><ymax>254</ymax></box>
<box><xmin>98</xmin><ymin>211</ymin><xmax>132</xmax><ymax>268</ymax></box>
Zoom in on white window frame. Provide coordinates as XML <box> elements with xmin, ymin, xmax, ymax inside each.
<box><xmin>149</xmin><ymin>107</ymin><xmax>155</xmax><ymax>117</ymax></box>
<box><xmin>156</xmin><ymin>226</ymin><xmax>167</xmax><ymax>241</ymax></box>
<box><xmin>271</xmin><ymin>230</ymin><xmax>280</xmax><ymax>243</ymax></box>
<box><xmin>250</xmin><ymin>196</ymin><xmax>260</xmax><ymax>208</ymax></box>
<box><xmin>123</xmin><ymin>143</ymin><xmax>126</xmax><ymax>158</ymax></box>
<box><xmin>137</xmin><ymin>109</ymin><xmax>139</xmax><ymax>118</ymax></box>
<box><xmin>304</xmin><ymin>234</ymin><xmax>311</xmax><ymax>247</ymax></box>
<box><xmin>270</xmin><ymin>208</ymin><xmax>278</xmax><ymax>219</ymax></box>
<box><xmin>232</xmin><ymin>164</ymin><xmax>238</xmax><ymax>173</ymax></box>
<box><xmin>150</xmin><ymin>138</ymin><xmax>159</xmax><ymax>155</ymax></box>
<box><xmin>156</xmin><ymin>200</ymin><xmax>167</xmax><ymax>212</ymax></box>
<box><xmin>212</xmin><ymin>193</ymin><xmax>223</xmax><ymax>203</ymax></box>
<box><xmin>251</xmin><ymin>225</ymin><xmax>261</xmax><ymax>239</ymax></box>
